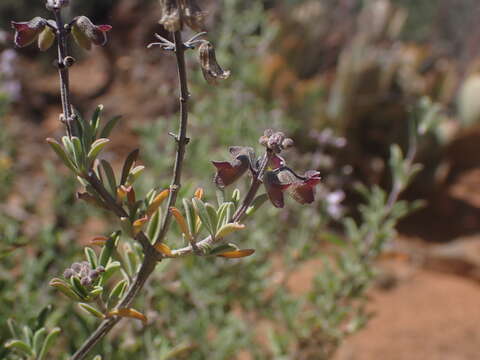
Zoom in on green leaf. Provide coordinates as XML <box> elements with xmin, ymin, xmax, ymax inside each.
<box><xmin>101</xmin><ymin>160</ymin><xmax>117</xmax><ymax>196</ymax></box>
<box><xmin>102</xmin><ymin>261</ymin><xmax>121</xmax><ymax>283</ymax></box>
<box><xmin>192</xmin><ymin>198</ymin><xmax>216</xmax><ymax>238</ymax></box>
<box><xmin>183</xmin><ymin>198</ymin><xmax>196</xmax><ymax>237</ymax></box>
<box><xmin>84</xmin><ymin>247</ymin><xmax>98</xmax><ymax>269</ymax></box>
<box><xmin>46</xmin><ymin>138</ymin><xmax>77</xmax><ymax>173</ymax></box>
<box><xmin>126</xmin><ymin>165</ymin><xmax>145</xmax><ymax>185</ymax></box>
<box><xmin>147</xmin><ymin>208</ymin><xmax>162</xmax><ymax>242</ymax></box>
<box><xmin>99</xmin><ymin>233</ymin><xmax>118</xmax><ymax>268</ymax></box>
<box><xmin>108</xmin><ymin>279</ymin><xmax>128</xmax><ymax>306</ymax></box>
<box><xmin>78</xmin><ymin>303</ymin><xmax>105</xmax><ymax>319</ymax></box>
<box><xmin>7</xmin><ymin>318</ymin><xmax>20</xmax><ymax>338</ymax></box>
<box><xmin>205</xmin><ymin>203</ymin><xmax>219</xmax><ymax>233</ymax></box>
<box><xmin>32</xmin><ymin>327</ymin><xmax>46</xmax><ymax>356</ymax></box>
<box><xmin>215</xmin><ymin>223</ymin><xmax>245</xmax><ymax>239</ymax></box>
<box><xmin>71</xmin><ymin>136</ymin><xmax>86</xmax><ymax>170</ymax></box>
<box><xmin>71</xmin><ymin>276</ymin><xmax>89</xmax><ymax>300</ymax></box>
<box><xmin>100</xmin><ymin>115</ymin><xmax>121</xmax><ymax>139</ymax></box>
<box><xmin>91</xmin><ymin>104</ymin><xmax>104</xmax><ymax>136</ymax></box>
<box><xmin>231</xmin><ymin>188</ymin><xmax>241</xmax><ymax>205</ymax></box>
<box><xmin>4</xmin><ymin>339</ymin><xmax>33</xmax><ymax>356</ymax></box>
<box><xmin>37</xmin><ymin>327</ymin><xmax>61</xmax><ymax>360</ymax></box>
<box><xmin>209</xmin><ymin>243</ymin><xmax>238</xmax><ymax>255</ymax></box>
<box><xmin>246</xmin><ymin>193</ymin><xmax>268</xmax><ymax>217</ymax></box>
<box><xmin>120</xmin><ymin>149</ymin><xmax>139</xmax><ymax>185</ymax></box>
<box><xmin>89</xmin><ymin>286</ymin><xmax>103</xmax><ymax>297</ymax></box>
<box><xmin>49</xmin><ymin>278</ymin><xmax>82</xmax><ymax>301</ymax></box>
<box><xmin>87</xmin><ymin>138</ymin><xmax>110</xmax><ymax>164</ymax></box>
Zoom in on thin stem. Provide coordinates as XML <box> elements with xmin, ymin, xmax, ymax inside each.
<box><xmin>154</xmin><ymin>31</ymin><xmax>190</xmax><ymax>247</ymax></box>
<box><xmin>53</xmin><ymin>9</ymin><xmax>74</xmax><ymax>137</ymax></box>
<box><xmin>72</xmin><ymin>30</ymin><xmax>190</xmax><ymax>359</ymax></box>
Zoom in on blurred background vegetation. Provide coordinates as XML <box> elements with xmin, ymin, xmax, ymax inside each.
<box><xmin>2</xmin><ymin>0</ymin><xmax>480</xmax><ymax>359</ymax></box>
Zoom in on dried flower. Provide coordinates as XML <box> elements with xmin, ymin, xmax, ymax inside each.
<box><xmin>198</xmin><ymin>41</ymin><xmax>231</xmax><ymax>85</ymax></box>
<box><xmin>159</xmin><ymin>0</ymin><xmax>182</xmax><ymax>32</ymax></box>
<box><xmin>11</xmin><ymin>17</ymin><xmax>49</xmax><ymax>48</ymax></box>
<box><xmin>71</xmin><ymin>16</ymin><xmax>112</xmax><ymax>50</ymax></box>
<box><xmin>259</xmin><ymin>129</ymin><xmax>294</xmax><ymax>153</ymax></box>
<box><xmin>181</xmin><ymin>0</ymin><xmax>205</xmax><ymax>32</ymax></box>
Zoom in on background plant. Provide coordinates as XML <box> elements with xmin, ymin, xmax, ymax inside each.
<box><xmin>0</xmin><ymin>1</ymin><xmax>455</xmax><ymax>359</ymax></box>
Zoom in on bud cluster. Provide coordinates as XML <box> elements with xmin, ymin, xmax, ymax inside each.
<box><xmin>63</xmin><ymin>261</ymin><xmax>105</xmax><ymax>287</ymax></box>
<box><xmin>259</xmin><ymin>129</ymin><xmax>294</xmax><ymax>153</ymax></box>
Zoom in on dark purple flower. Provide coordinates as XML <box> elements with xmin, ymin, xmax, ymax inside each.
<box><xmin>212</xmin><ymin>147</ymin><xmax>254</xmax><ymax>188</ymax></box>
<box><xmin>264</xmin><ymin>168</ymin><xmax>321</xmax><ymax>208</ymax></box>
<box><xmin>11</xmin><ymin>17</ymin><xmax>48</xmax><ymax>48</ymax></box>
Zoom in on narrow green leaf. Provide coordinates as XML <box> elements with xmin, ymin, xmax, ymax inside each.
<box><xmin>7</xmin><ymin>318</ymin><xmax>20</xmax><ymax>338</ymax></box>
<box><xmin>37</xmin><ymin>327</ymin><xmax>61</xmax><ymax>360</ymax></box>
<box><xmin>215</xmin><ymin>223</ymin><xmax>245</xmax><ymax>239</ymax></box>
<box><xmin>71</xmin><ymin>136</ymin><xmax>86</xmax><ymax>170</ymax></box>
<box><xmin>91</xmin><ymin>104</ymin><xmax>104</xmax><ymax>136</ymax></box>
<box><xmin>87</xmin><ymin>138</ymin><xmax>110</xmax><ymax>164</ymax></box>
<box><xmin>121</xmin><ymin>149</ymin><xmax>139</xmax><ymax>185</ymax></box>
<box><xmin>101</xmin><ymin>261</ymin><xmax>121</xmax><ymax>283</ymax></box>
<box><xmin>126</xmin><ymin>165</ymin><xmax>145</xmax><ymax>185</ymax></box>
<box><xmin>89</xmin><ymin>286</ymin><xmax>103</xmax><ymax>297</ymax></box>
<box><xmin>205</xmin><ymin>203</ymin><xmax>219</xmax><ymax>233</ymax></box>
<box><xmin>147</xmin><ymin>208</ymin><xmax>162</xmax><ymax>242</ymax></box>
<box><xmin>183</xmin><ymin>198</ymin><xmax>196</xmax><ymax>237</ymax></box>
<box><xmin>192</xmin><ymin>198</ymin><xmax>215</xmax><ymax>237</ymax></box>
<box><xmin>78</xmin><ymin>303</ymin><xmax>105</xmax><ymax>319</ymax></box>
<box><xmin>71</xmin><ymin>276</ymin><xmax>89</xmax><ymax>300</ymax></box>
<box><xmin>246</xmin><ymin>193</ymin><xmax>268</xmax><ymax>217</ymax></box>
<box><xmin>101</xmin><ymin>160</ymin><xmax>117</xmax><ymax>196</ymax></box>
<box><xmin>23</xmin><ymin>326</ymin><xmax>33</xmax><ymax>346</ymax></box>
<box><xmin>49</xmin><ymin>278</ymin><xmax>81</xmax><ymax>301</ymax></box>
<box><xmin>99</xmin><ymin>233</ymin><xmax>118</xmax><ymax>267</ymax></box>
<box><xmin>4</xmin><ymin>339</ymin><xmax>33</xmax><ymax>356</ymax></box>
<box><xmin>209</xmin><ymin>243</ymin><xmax>238</xmax><ymax>255</ymax></box>
<box><xmin>46</xmin><ymin>138</ymin><xmax>77</xmax><ymax>173</ymax></box>
<box><xmin>32</xmin><ymin>327</ymin><xmax>46</xmax><ymax>356</ymax></box>
<box><xmin>100</xmin><ymin>115</ymin><xmax>121</xmax><ymax>139</ymax></box>
<box><xmin>84</xmin><ymin>247</ymin><xmax>98</xmax><ymax>269</ymax></box>
<box><xmin>108</xmin><ymin>279</ymin><xmax>128</xmax><ymax>306</ymax></box>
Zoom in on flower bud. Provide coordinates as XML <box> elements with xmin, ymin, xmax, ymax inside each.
<box><xmin>71</xmin><ymin>16</ymin><xmax>112</xmax><ymax>50</ymax></box>
<box><xmin>46</xmin><ymin>0</ymin><xmax>70</xmax><ymax>10</ymax></box>
<box><xmin>38</xmin><ymin>26</ymin><xmax>55</xmax><ymax>51</ymax></box>
<box><xmin>198</xmin><ymin>41</ymin><xmax>231</xmax><ymax>85</ymax></box>
<box><xmin>159</xmin><ymin>0</ymin><xmax>182</xmax><ymax>32</ymax></box>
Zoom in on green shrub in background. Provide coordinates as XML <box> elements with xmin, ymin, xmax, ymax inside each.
<box><xmin>1</xmin><ymin>1</ymin><xmax>440</xmax><ymax>359</ymax></box>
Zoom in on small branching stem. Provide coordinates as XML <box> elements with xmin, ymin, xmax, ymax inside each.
<box><xmin>53</xmin><ymin>8</ymin><xmax>74</xmax><ymax>137</ymax></box>
<box><xmin>72</xmin><ymin>30</ymin><xmax>190</xmax><ymax>360</ymax></box>
<box><xmin>154</xmin><ymin>31</ymin><xmax>190</xmax><ymax>247</ymax></box>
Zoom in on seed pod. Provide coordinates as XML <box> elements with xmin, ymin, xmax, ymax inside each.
<box><xmin>159</xmin><ymin>0</ymin><xmax>182</xmax><ymax>32</ymax></box>
<box><xmin>198</xmin><ymin>41</ymin><xmax>231</xmax><ymax>85</ymax></box>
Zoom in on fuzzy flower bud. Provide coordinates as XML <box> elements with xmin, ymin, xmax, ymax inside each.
<box><xmin>46</xmin><ymin>0</ymin><xmax>70</xmax><ymax>10</ymax></box>
<box><xmin>71</xmin><ymin>16</ymin><xmax>112</xmax><ymax>50</ymax></box>
<box><xmin>181</xmin><ymin>0</ymin><xmax>206</xmax><ymax>32</ymax></box>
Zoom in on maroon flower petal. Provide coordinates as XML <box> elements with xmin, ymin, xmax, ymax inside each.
<box><xmin>269</xmin><ymin>154</ymin><xmax>285</xmax><ymax>170</ymax></box>
<box><xmin>264</xmin><ymin>171</ymin><xmax>290</xmax><ymax>208</ymax></box>
<box><xmin>277</xmin><ymin>169</ymin><xmax>321</xmax><ymax>205</ymax></box>
<box><xmin>212</xmin><ymin>159</ymin><xmax>249</xmax><ymax>188</ymax></box>
<box><xmin>11</xmin><ymin>17</ymin><xmax>47</xmax><ymax>48</ymax></box>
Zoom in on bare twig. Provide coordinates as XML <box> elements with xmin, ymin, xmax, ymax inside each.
<box><xmin>154</xmin><ymin>31</ymin><xmax>190</xmax><ymax>247</ymax></box>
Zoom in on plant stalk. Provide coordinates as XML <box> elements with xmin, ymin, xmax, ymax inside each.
<box><xmin>72</xmin><ymin>30</ymin><xmax>190</xmax><ymax>360</ymax></box>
